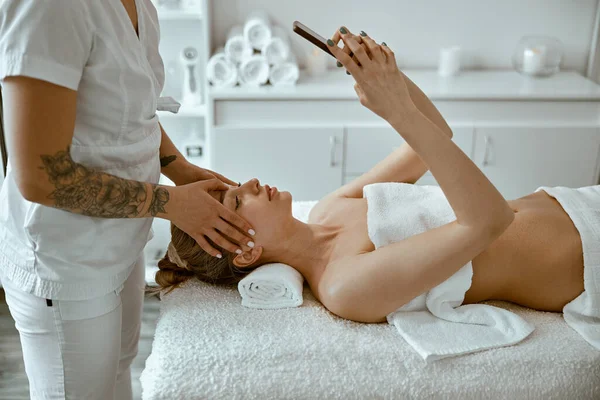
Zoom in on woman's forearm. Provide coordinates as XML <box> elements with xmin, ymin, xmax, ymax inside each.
<box><xmin>158</xmin><ymin>123</ymin><xmax>191</xmax><ymax>185</ymax></box>
<box><xmin>388</xmin><ymin>110</ymin><xmax>513</xmax><ymax>234</ymax></box>
<box><xmin>403</xmin><ymin>73</ymin><xmax>453</xmax><ymax>138</ymax></box>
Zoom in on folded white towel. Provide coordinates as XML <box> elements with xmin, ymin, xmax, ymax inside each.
<box><xmin>224</xmin><ymin>26</ymin><xmax>253</xmax><ymax>65</ymax></box>
<box><xmin>238</xmin><ymin>263</ymin><xmax>304</xmax><ymax>309</ymax></box>
<box><xmin>269</xmin><ymin>56</ymin><xmax>299</xmax><ymax>86</ymax></box>
<box><xmin>244</xmin><ymin>10</ymin><xmax>272</xmax><ymax>51</ymax></box>
<box><xmin>206</xmin><ymin>48</ymin><xmax>238</xmax><ymax>88</ymax></box>
<box><xmin>364</xmin><ymin>182</ymin><xmax>535</xmax><ymax>362</ymax></box>
<box><xmin>262</xmin><ymin>25</ymin><xmax>291</xmax><ymax>65</ymax></box>
<box><xmin>237</xmin><ymin>201</ymin><xmax>317</xmax><ymax>309</ymax></box>
<box><xmin>238</xmin><ymin>54</ymin><xmax>270</xmax><ymax>86</ymax></box>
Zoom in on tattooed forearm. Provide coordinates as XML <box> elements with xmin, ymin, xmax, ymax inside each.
<box><xmin>40</xmin><ymin>148</ymin><xmax>168</xmax><ymax>218</ymax></box>
<box><xmin>160</xmin><ymin>155</ymin><xmax>177</xmax><ymax>168</ymax></box>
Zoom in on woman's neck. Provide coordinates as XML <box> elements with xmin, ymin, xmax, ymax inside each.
<box><xmin>262</xmin><ymin>218</ymin><xmax>341</xmax><ymax>283</ymax></box>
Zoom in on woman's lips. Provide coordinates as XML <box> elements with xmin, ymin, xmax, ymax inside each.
<box><xmin>265</xmin><ymin>184</ymin><xmax>277</xmax><ymax>201</ymax></box>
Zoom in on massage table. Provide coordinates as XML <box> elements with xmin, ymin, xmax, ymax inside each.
<box><xmin>140</xmin><ymin>202</ymin><xmax>600</xmax><ymax>399</ymax></box>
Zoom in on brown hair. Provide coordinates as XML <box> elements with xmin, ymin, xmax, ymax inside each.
<box><xmin>148</xmin><ymin>223</ymin><xmax>256</xmax><ymax>295</ymax></box>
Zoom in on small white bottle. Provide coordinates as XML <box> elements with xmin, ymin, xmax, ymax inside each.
<box><xmin>181</xmin><ymin>123</ymin><xmax>206</xmax><ymax>168</ymax></box>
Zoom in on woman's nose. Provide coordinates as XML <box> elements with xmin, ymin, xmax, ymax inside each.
<box><xmin>241</xmin><ymin>178</ymin><xmax>260</xmax><ymax>193</ymax></box>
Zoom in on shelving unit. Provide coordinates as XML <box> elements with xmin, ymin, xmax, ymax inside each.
<box><xmin>157</xmin><ymin>9</ymin><xmax>203</xmax><ymax>21</ymax></box>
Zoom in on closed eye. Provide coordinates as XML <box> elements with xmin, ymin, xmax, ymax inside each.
<box><xmin>235</xmin><ymin>196</ymin><xmax>240</xmax><ymax>210</ymax></box>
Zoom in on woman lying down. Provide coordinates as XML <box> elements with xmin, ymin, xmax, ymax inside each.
<box><xmin>153</xmin><ymin>29</ymin><xmax>599</xmax><ymax>356</ymax></box>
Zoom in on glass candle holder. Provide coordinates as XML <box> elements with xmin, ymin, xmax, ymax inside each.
<box><xmin>512</xmin><ymin>36</ymin><xmax>563</xmax><ymax>77</ymax></box>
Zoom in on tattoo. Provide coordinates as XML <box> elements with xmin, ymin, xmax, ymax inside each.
<box><xmin>40</xmin><ymin>147</ymin><xmax>169</xmax><ymax>218</ymax></box>
<box><xmin>160</xmin><ymin>155</ymin><xmax>177</xmax><ymax>168</ymax></box>
<box><xmin>147</xmin><ymin>186</ymin><xmax>170</xmax><ymax>216</ymax></box>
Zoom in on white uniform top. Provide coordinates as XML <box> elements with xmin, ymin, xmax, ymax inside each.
<box><xmin>0</xmin><ymin>0</ymin><xmax>165</xmax><ymax>300</ymax></box>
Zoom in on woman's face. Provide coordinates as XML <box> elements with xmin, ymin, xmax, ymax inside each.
<box><xmin>212</xmin><ymin>178</ymin><xmax>294</xmax><ymax>247</ymax></box>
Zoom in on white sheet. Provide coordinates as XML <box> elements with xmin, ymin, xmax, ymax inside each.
<box><xmin>141</xmin><ymin>281</ymin><xmax>600</xmax><ymax>399</ymax></box>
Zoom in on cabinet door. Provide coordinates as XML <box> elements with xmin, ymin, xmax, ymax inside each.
<box><xmin>474</xmin><ymin>126</ymin><xmax>600</xmax><ymax>199</ymax></box>
<box><xmin>213</xmin><ymin>127</ymin><xmax>344</xmax><ymax>201</ymax></box>
<box><xmin>345</xmin><ymin>125</ymin><xmax>474</xmax><ymax>185</ymax></box>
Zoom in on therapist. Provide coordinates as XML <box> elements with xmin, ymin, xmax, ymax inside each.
<box><xmin>0</xmin><ymin>1</ymin><xmax>255</xmax><ymax>399</ymax></box>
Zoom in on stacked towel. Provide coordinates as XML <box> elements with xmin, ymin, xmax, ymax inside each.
<box><xmin>211</xmin><ymin>11</ymin><xmax>299</xmax><ymax>88</ymax></box>
<box><xmin>364</xmin><ymin>182</ymin><xmax>535</xmax><ymax>361</ymax></box>
<box><xmin>237</xmin><ymin>201</ymin><xmax>316</xmax><ymax>309</ymax></box>
<box><xmin>243</xmin><ymin>10</ymin><xmax>272</xmax><ymax>51</ymax></box>
<box><xmin>206</xmin><ymin>48</ymin><xmax>238</xmax><ymax>88</ymax></box>
<box><xmin>224</xmin><ymin>26</ymin><xmax>253</xmax><ymax>65</ymax></box>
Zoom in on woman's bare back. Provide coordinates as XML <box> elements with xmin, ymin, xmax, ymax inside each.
<box><xmin>308</xmin><ymin>189</ymin><xmax>584</xmax><ymax>313</ymax></box>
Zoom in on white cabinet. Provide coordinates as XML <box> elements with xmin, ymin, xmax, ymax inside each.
<box><xmin>473</xmin><ymin>126</ymin><xmax>600</xmax><ymax>199</ymax></box>
<box><xmin>213</xmin><ymin>127</ymin><xmax>344</xmax><ymax>201</ymax></box>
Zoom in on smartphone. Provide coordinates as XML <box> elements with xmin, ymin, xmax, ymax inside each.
<box><xmin>292</xmin><ymin>21</ymin><xmax>335</xmax><ymax>58</ymax></box>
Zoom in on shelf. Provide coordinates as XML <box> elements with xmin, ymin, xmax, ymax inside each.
<box><xmin>158</xmin><ymin>104</ymin><xmax>206</xmax><ymax>118</ymax></box>
<box><xmin>208</xmin><ymin>70</ymin><xmax>600</xmax><ymax>101</ymax></box>
<box><xmin>157</xmin><ymin>9</ymin><xmax>203</xmax><ymax>21</ymax></box>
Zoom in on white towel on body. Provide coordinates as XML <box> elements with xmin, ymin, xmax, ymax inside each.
<box><xmin>536</xmin><ymin>185</ymin><xmax>600</xmax><ymax>350</ymax></box>
<box><xmin>364</xmin><ymin>182</ymin><xmax>535</xmax><ymax>362</ymax></box>
<box><xmin>224</xmin><ymin>26</ymin><xmax>253</xmax><ymax>65</ymax></box>
<box><xmin>244</xmin><ymin>10</ymin><xmax>272</xmax><ymax>51</ymax></box>
<box><xmin>237</xmin><ymin>201</ymin><xmax>316</xmax><ymax>309</ymax></box>
<box><xmin>206</xmin><ymin>48</ymin><xmax>238</xmax><ymax>88</ymax></box>
<box><xmin>238</xmin><ymin>263</ymin><xmax>304</xmax><ymax>309</ymax></box>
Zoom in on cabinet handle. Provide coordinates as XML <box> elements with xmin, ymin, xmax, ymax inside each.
<box><xmin>483</xmin><ymin>135</ymin><xmax>492</xmax><ymax>166</ymax></box>
<box><xmin>329</xmin><ymin>136</ymin><xmax>338</xmax><ymax>167</ymax></box>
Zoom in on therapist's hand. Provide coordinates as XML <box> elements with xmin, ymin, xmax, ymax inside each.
<box><xmin>166</xmin><ymin>178</ymin><xmax>255</xmax><ymax>258</ymax></box>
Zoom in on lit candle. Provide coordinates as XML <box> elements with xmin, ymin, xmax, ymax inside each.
<box><xmin>306</xmin><ymin>48</ymin><xmax>328</xmax><ymax>77</ymax></box>
<box><xmin>522</xmin><ymin>47</ymin><xmax>546</xmax><ymax>75</ymax></box>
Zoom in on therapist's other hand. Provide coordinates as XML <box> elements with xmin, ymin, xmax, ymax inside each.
<box><xmin>169</xmin><ymin>178</ymin><xmax>255</xmax><ymax>258</ymax></box>
<box><xmin>328</xmin><ymin>28</ymin><xmax>416</xmax><ymax>122</ymax></box>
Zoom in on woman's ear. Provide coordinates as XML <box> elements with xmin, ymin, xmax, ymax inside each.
<box><xmin>233</xmin><ymin>246</ymin><xmax>263</xmax><ymax>268</ymax></box>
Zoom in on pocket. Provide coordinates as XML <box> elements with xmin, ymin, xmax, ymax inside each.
<box><xmin>56</xmin><ymin>290</ymin><xmax>121</xmax><ymax>321</ymax></box>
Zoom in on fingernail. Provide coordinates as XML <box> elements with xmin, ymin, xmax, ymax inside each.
<box><xmin>248</xmin><ymin>229</ymin><xmax>256</xmax><ymax>236</ymax></box>
<box><xmin>336</xmin><ymin>61</ymin><xmax>343</xmax><ymax>68</ymax></box>
<box><xmin>340</xmin><ymin>27</ymin><xmax>347</xmax><ymax>34</ymax></box>
<box><xmin>360</xmin><ymin>31</ymin><xmax>367</xmax><ymax>37</ymax></box>
<box><xmin>326</xmin><ymin>39</ymin><xmax>334</xmax><ymax>46</ymax></box>
<box><xmin>382</xmin><ymin>42</ymin><xmax>387</xmax><ymax>46</ymax></box>
<box><xmin>235</xmin><ymin>249</ymin><xmax>242</xmax><ymax>255</ymax></box>
<box><xmin>346</xmin><ymin>71</ymin><xmax>351</xmax><ymax>75</ymax></box>
<box><xmin>248</xmin><ymin>241</ymin><xmax>255</xmax><ymax>248</ymax></box>
<box><xmin>216</xmin><ymin>254</ymin><xmax>223</xmax><ymax>259</ymax></box>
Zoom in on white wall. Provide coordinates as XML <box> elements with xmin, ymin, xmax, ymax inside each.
<box><xmin>211</xmin><ymin>0</ymin><xmax>598</xmax><ymax>72</ymax></box>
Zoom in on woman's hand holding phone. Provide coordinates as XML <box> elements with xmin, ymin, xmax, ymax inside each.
<box><xmin>327</xmin><ymin>28</ymin><xmax>417</xmax><ymax>122</ymax></box>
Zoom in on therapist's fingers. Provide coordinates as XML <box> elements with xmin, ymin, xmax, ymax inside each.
<box><xmin>205</xmin><ymin>228</ymin><xmax>243</xmax><ymax>256</ymax></box>
<box><xmin>194</xmin><ymin>235</ymin><xmax>221</xmax><ymax>258</ymax></box>
<box><xmin>215</xmin><ymin>219</ymin><xmax>253</xmax><ymax>253</ymax></box>
<box><xmin>338</xmin><ymin>27</ymin><xmax>371</xmax><ymax>67</ymax></box>
<box><xmin>219</xmin><ymin>206</ymin><xmax>256</xmax><ymax>238</ymax></box>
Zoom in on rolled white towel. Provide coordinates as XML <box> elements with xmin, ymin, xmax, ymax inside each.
<box><xmin>206</xmin><ymin>47</ymin><xmax>238</xmax><ymax>88</ymax></box>
<box><xmin>238</xmin><ymin>263</ymin><xmax>304</xmax><ymax>309</ymax></box>
<box><xmin>224</xmin><ymin>26</ymin><xmax>253</xmax><ymax>65</ymax></box>
<box><xmin>269</xmin><ymin>56</ymin><xmax>299</xmax><ymax>86</ymax></box>
<box><xmin>262</xmin><ymin>25</ymin><xmax>291</xmax><ymax>65</ymax></box>
<box><xmin>243</xmin><ymin>10</ymin><xmax>272</xmax><ymax>51</ymax></box>
<box><xmin>238</xmin><ymin>54</ymin><xmax>269</xmax><ymax>86</ymax></box>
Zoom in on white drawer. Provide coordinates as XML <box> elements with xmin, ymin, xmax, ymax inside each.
<box><xmin>345</xmin><ymin>125</ymin><xmax>474</xmax><ymax>175</ymax></box>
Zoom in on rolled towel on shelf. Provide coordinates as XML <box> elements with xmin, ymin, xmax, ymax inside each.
<box><xmin>206</xmin><ymin>47</ymin><xmax>238</xmax><ymax>88</ymax></box>
<box><xmin>238</xmin><ymin>263</ymin><xmax>304</xmax><ymax>309</ymax></box>
<box><xmin>238</xmin><ymin>54</ymin><xmax>270</xmax><ymax>86</ymax></box>
<box><xmin>269</xmin><ymin>55</ymin><xmax>299</xmax><ymax>86</ymax></box>
<box><xmin>243</xmin><ymin>10</ymin><xmax>272</xmax><ymax>51</ymax></box>
<box><xmin>224</xmin><ymin>26</ymin><xmax>253</xmax><ymax>65</ymax></box>
<box><xmin>262</xmin><ymin>25</ymin><xmax>291</xmax><ymax>65</ymax></box>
